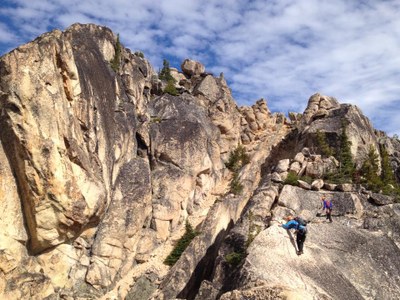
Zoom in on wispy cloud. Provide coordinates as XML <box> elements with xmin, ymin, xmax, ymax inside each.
<box><xmin>0</xmin><ymin>0</ymin><xmax>399</xmax><ymax>136</ymax></box>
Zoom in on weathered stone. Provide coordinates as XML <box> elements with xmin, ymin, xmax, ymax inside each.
<box><xmin>289</xmin><ymin>161</ymin><xmax>301</xmax><ymax>174</ymax></box>
<box><xmin>305</xmin><ymin>161</ymin><xmax>325</xmax><ymax>178</ymax></box>
<box><xmin>169</xmin><ymin>67</ymin><xmax>186</xmax><ymax>84</ymax></box>
<box><xmin>181</xmin><ymin>59</ymin><xmax>205</xmax><ymax>77</ymax></box>
<box><xmin>311</xmin><ymin>179</ymin><xmax>324</xmax><ymax>190</ymax></box>
<box><xmin>369</xmin><ymin>193</ymin><xmax>394</xmax><ymax>206</ymax></box>
<box><xmin>277</xmin><ymin>185</ymin><xmax>357</xmax><ymax>217</ymax></box>
<box><xmin>302</xmin><ymin>147</ymin><xmax>311</xmax><ymax>157</ymax></box>
<box><xmin>280</xmin><ymin>171</ymin><xmax>289</xmax><ymax>181</ymax></box>
<box><xmin>271</xmin><ymin>172</ymin><xmax>282</xmax><ymax>183</ymax></box>
<box><xmin>153</xmin><ymin>219</ymin><xmax>170</xmax><ymax>241</ymax></box>
<box><xmin>297</xmin><ymin>180</ymin><xmax>311</xmax><ymax>190</ymax></box>
<box><xmin>293</xmin><ymin>152</ymin><xmax>305</xmax><ymax>163</ymax></box>
<box><xmin>195</xmin><ymin>280</ymin><xmax>219</xmax><ymax>300</ymax></box>
<box><xmin>324</xmin><ymin>183</ymin><xmax>337</xmax><ymax>191</ymax></box>
<box><xmin>336</xmin><ymin>184</ymin><xmax>353</xmax><ymax>192</ymax></box>
<box><xmin>126</xmin><ymin>276</ymin><xmax>158</xmax><ymax>300</ymax></box>
<box><xmin>275</xmin><ymin>159</ymin><xmax>290</xmax><ymax>173</ymax></box>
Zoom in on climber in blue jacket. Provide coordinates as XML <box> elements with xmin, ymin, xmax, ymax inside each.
<box><xmin>279</xmin><ymin>215</ymin><xmax>307</xmax><ymax>255</ymax></box>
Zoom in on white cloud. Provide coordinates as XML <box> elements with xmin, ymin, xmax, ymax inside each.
<box><xmin>0</xmin><ymin>22</ymin><xmax>16</xmax><ymax>43</ymax></box>
<box><xmin>1</xmin><ymin>0</ymin><xmax>400</xmax><ymax>135</ymax></box>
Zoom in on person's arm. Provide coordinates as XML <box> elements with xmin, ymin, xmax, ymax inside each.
<box><xmin>282</xmin><ymin>220</ymin><xmax>295</xmax><ymax>230</ymax></box>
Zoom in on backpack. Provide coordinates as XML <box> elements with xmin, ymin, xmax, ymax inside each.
<box><xmin>294</xmin><ymin>217</ymin><xmax>307</xmax><ymax>228</ymax></box>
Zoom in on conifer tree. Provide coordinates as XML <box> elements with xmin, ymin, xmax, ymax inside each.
<box><xmin>337</xmin><ymin>121</ymin><xmax>355</xmax><ymax>182</ymax></box>
<box><xmin>380</xmin><ymin>144</ymin><xmax>395</xmax><ymax>186</ymax></box>
<box><xmin>316</xmin><ymin>129</ymin><xmax>333</xmax><ymax>157</ymax></box>
<box><xmin>159</xmin><ymin>59</ymin><xmax>178</xmax><ymax>95</ymax></box>
<box><xmin>111</xmin><ymin>34</ymin><xmax>121</xmax><ymax>72</ymax></box>
<box><xmin>361</xmin><ymin>145</ymin><xmax>382</xmax><ymax>191</ymax></box>
<box><xmin>159</xmin><ymin>59</ymin><xmax>175</xmax><ymax>82</ymax></box>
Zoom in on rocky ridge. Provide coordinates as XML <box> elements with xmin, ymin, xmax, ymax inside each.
<box><xmin>0</xmin><ymin>24</ymin><xmax>400</xmax><ymax>300</ymax></box>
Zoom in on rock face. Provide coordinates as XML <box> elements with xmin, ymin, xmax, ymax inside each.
<box><xmin>299</xmin><ymin>93</ymin><xmax>384</xmax><ymax>168</ymax></box>
<box><xmin>0</xmin><ymin>24</ymin><xmax>400</xmax><ymax>300</ymax></box>
<box><xmin>232</xmin><ymin>222</ymin><xmax>400</xmax><ymax>300</ymax></box>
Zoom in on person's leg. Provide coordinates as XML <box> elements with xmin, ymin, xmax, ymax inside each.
<box><xmin>328</xmin><ymin>209</ymin><xmax>333</xmax><ymax>222</ymax></box>
<box><xmin>297</xmin><ymin>232</ymin><xmax>306</xmax><ymax>254</ymax></box>
<box><xmin>296</xmin><ymin>233</ymin><xmax>301</xmax><ymax>253</ymax></box>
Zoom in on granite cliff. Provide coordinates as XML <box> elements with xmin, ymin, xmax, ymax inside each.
<box><xmin>0</xmin><ymin>24</ymin><xmax>399</xmax><ymax>300</ymax></box>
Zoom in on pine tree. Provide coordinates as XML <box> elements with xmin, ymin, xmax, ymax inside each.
<box><xmin>380</xmin><ymin>144</ymin><xmax>395</xmax><ymax>185</ymax></box>
<box><xmin>159</xmin><ymin>59</ymin><xmax>175</xmax><ymax>82</ymax></box>
<box><xmin>316</xmin><ymin>129</ymin><xmax>333</xmax><ymax>157</ymax></box>
<box><xmin>337</xmin><ymin>121</ymin><xmax>355</xmax><ymax>182</ymax></box>
<box><xmin>361</xmin><ymin>145</ymin><xmax>382</xmax><ymax>192</ymax></box>
<box><xmin>111</xmin><ymin>34</ymin><xmax>121</xmax><ymax>72</ymax></box>
<box><xmin>159</xmin><ymin>59</ymin><xmax>178</xmax><ymax>95</ymax></box>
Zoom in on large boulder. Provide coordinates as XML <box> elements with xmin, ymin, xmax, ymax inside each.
<box><xmin>277</xmin><ymin>185</ymin><xmax>359</xmax><ymax>218</ymax></box>
<box><xmin>181</xmin><ymin>59</ymin><xmax>205</xmax><ymax>77</ymax></box>
<box><xmin>193</xmin><ymin>75</ymin><xmax>241</xmax><ymax>155</ymax></box>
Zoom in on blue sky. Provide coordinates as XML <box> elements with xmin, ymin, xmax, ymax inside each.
<box><xmin>1</xmin><ymin>0</ymin><xmax>400</xmax><ymax>136</ymax></box>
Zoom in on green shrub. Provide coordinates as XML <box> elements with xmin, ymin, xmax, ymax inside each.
<box><xmin>110</xmin><ymin>34</ymin><xmax>121</xmax><ymax>72</ymax></box>
<box><xmin>284</xmin><ymin>171</ymin><xmax>299</xmax><ymax>186</ymax></box>
<box><xmin>164</xmin><ymin>221</ymin><xmax>199</xmax><ymax>266</ymax></box>
<box><xmin>300</xmin><ymin>175</ymin><xmax>313</xmax><ymax>184</ymax></box>
<box><xmin>225</xmin><ymin>251</ymin><xmax>245</xmax><ymax>266</ymax></box>
<box><xmin>164</xmin><ymin>80</ymin><xmax>178</xmax><ymax>96</ymax></box>
<box><xmin>230</xmin><ymin>173</ymin><xmax>243</xmax><ymax>195</ymax></box>
<box><xmin>246</xmin><ymin>211</ymin><xmax>261</xmax><ymax>248</ymax></box>
<box><xmin>134</xmin><ymin>51</ymin><xmax>144</xmax><ymax>58</ymax></box>
<box><xmin>226</xmin><ymin>145</ymin><xmax>250</xmax><ymax>172</ymax></box>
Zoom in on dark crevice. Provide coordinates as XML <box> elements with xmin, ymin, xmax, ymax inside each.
<box><xmin>136</xmin><ymin>132</ymin><xmax>148</xmax><ymax>158</ymax></box>
<box><xmin>158</xmin><ymin>153</ymin><xmax>183</xmax><ymax>170</ymax></box>
<box><xmin>4</xmin><ymin>102</ymin><xmax>22</xmax><ymax>115</ymax></box>
<box><xmin>177</xmin><ymin>221</ymin><xmax>234</xmax><ymax>300</ymax></box>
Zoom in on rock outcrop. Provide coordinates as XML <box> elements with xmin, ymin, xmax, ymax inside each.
<box><xmin>1</xmin><ymin>24</ymin><xmax>400</xmax><ymax>300</ymax></box>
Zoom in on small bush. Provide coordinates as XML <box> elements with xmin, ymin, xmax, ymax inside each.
<box><xmin>226</xmin><ymin>145</ymin><xmax>250</xmax><ymax>172</ymax></box>
<box><xmin>284</xmin><ymin>171</ymin><xmax>299</xmax><ymax>186</ymax></box>
<box><xmin>164</xmin><ymin>221</ymin><xmax>199</xmax><ymax>266</ymax></box>
<box><xmin>134</xmin><ymin>51</ymin><xmax>144</xmax><ymax>58</ymax></box>
<box><xmin>164</xmin><ymin>80</ymin><xmax>178</xmax><ymax>96</ymax></box>
<box><xmin>246</xmin><ymin>211</ymin><xmax>261</xmax><ymax>248</ymax></box>
<box><xmin>225</xmin><ymin>251</ymin><xmax>245</xmax><ymax>266</ymax></box>
<box><xmin>300</xmin><ymin>175</ymin><xmax>313</xmax><ymax>184</ymax></box>
<box><xmin>230</xmin><ymin>173</ymin><xmax>243</xmax><ymax>195</ymax></box>
<box><xmin>110</xmin><ymin>34</ymin><xmax>121</xmax><ymax>72</ymax></box>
